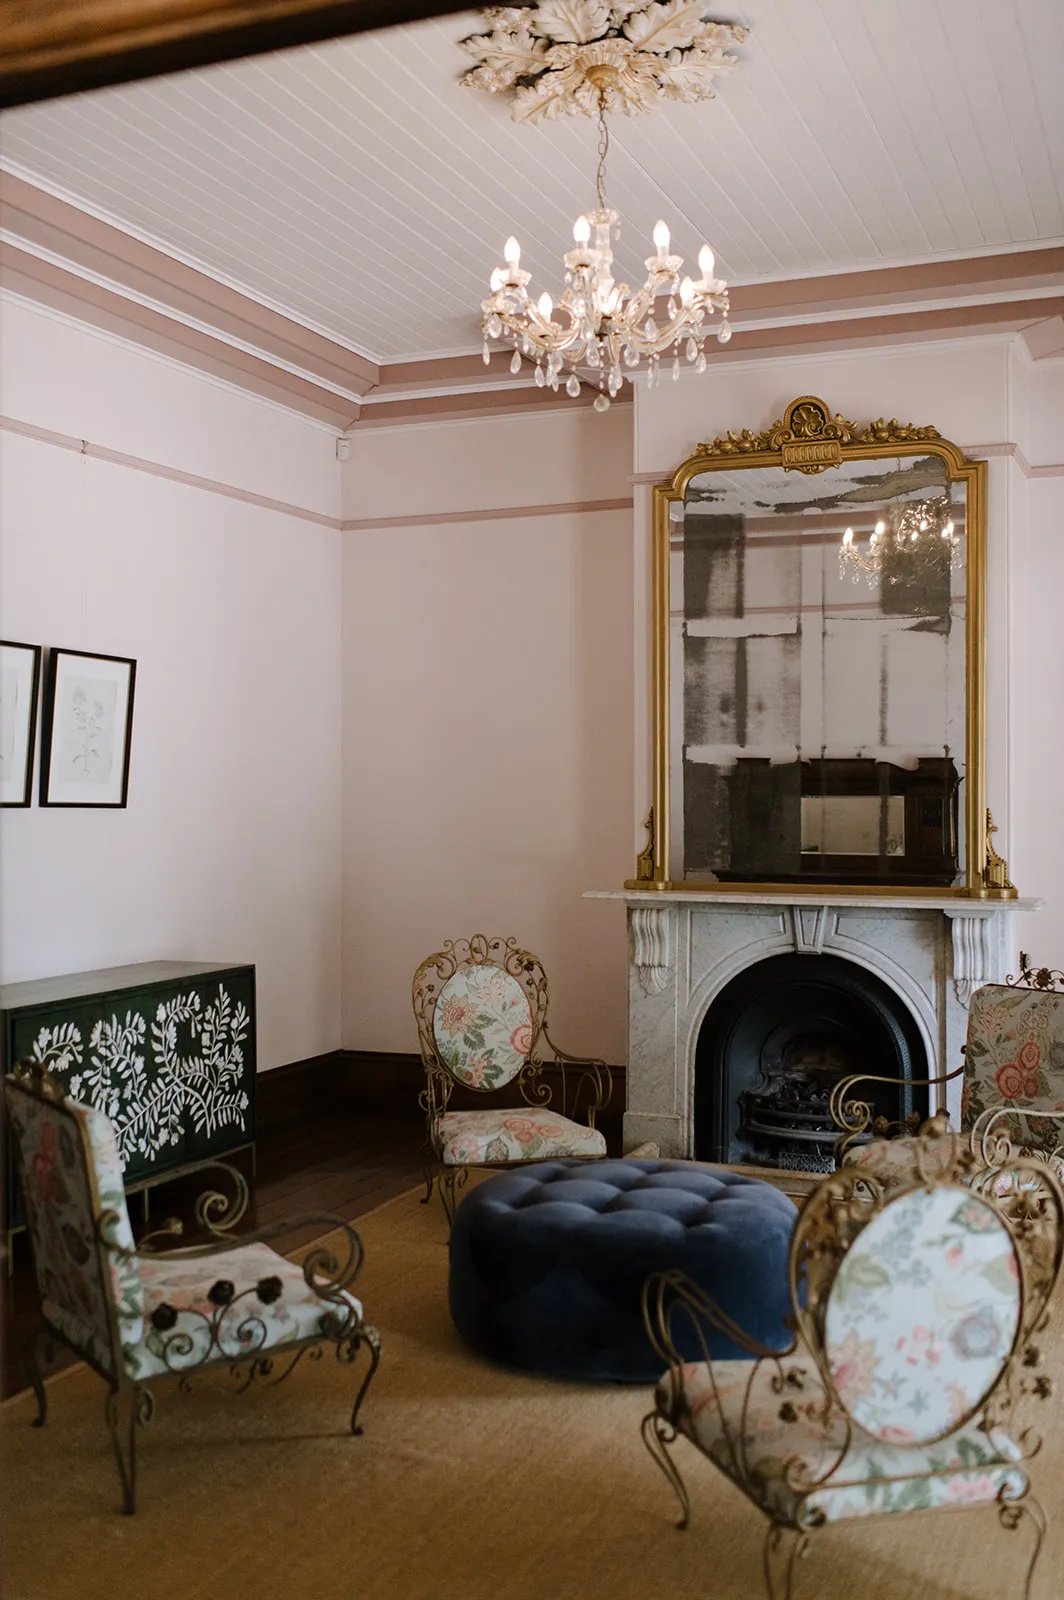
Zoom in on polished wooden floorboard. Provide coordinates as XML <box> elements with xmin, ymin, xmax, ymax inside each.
<box><xmin>1</xmin><ymin>1107</ymin><xmax>427</xmax><ymax>1400</ymax></box>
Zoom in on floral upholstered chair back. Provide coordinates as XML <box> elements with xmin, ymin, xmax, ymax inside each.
<box><xmin>963</xmin><ymin>983</ymin><xmax>1064</xmax><ymax>1163</ymax></box>
<box><xmin>812</xmin><ymin>1182</ymin><xmax>1023</xmax><ymax>1449</ymax></box>
<box><xmin>412</xmin><ymin>936</ymin><xmax>548</xmax><ymax>1109</ymax></box>
<box><xmin>5</xmin><ymin>1067</ymin><xmax>143</xmax><ymax>1381</ymax></box>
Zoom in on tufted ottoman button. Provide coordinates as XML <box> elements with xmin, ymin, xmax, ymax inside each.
<box><xmin>448</xmin><ymin>1158</ymin><xmax>798</xmax><ymax>1383</ymax></box>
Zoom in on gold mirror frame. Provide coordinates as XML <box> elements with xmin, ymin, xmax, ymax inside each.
<box><xmin>637</xmin><ymin>395</ymin><xmax>994</xmax><ymax>898</ymax></box>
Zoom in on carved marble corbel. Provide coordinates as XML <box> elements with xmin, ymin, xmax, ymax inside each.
<box><xmin>950</xmin><ymin>914</ymin><xmax>996</xmax><ymax>1006</ymax></box>
<box><xmin>631</xmin><ymin>906</ymin><xmax>672</xmax><ymax>995</ymax></box>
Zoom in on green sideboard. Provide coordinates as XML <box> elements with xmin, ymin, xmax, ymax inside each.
<box><xmin>2</xmin><ymin>960</ymin><xmax>256</xmax><ymax>1235</ymax></box>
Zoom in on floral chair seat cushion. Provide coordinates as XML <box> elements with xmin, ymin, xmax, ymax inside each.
<box><xmin>125</xmin><ymin>1242</ymin><xmax>362</xmax><ymax>1381</ymax></box>
<box><xmin>433</xmin><ymin>965</ymin><xmax>535</xmax><ymax>1089</ymax></box>
<box><xmin>841</xmin><ymin>1136</ymin><xmax>947</xmax><ymax>1187</ymax></box>
<box><xmin>842</xmin><ymin>1133</ymin><xmax>1064</xmax><ymax>1189</ymax></box>
<box><xmin>438</xmin><ymin>1108</ymin><xmax>607</xmax><ymax>1166</ymax></box>
<box><xmin>661</xmin><ymin>1356</ymin><xmax>1025</xmax><ymax>1527</ymax></box>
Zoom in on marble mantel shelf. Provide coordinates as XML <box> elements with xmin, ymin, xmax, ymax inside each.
<box><xmin>584</xmin><ymin>889</ymin><xmax>1042</xmax><ymax>915</ymax></box>
<box><xmin>587</xmin><ymin>885</ymin><xmax>1041</xmax><ymax>1159</ymax></box>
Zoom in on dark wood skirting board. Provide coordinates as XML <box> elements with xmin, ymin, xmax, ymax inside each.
<box><xmin>257</xmin><ymin>1050</ymin><xmax>628</xmax><ymax>1131</ymax></box>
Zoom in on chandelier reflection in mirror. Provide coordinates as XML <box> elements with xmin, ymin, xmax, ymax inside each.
<box><xmin>461</xmin><ymin>4</ymin><xmax>748</xmax><ymax>411</ymax></box>
<box><xmin>839</xmin><ymin>495</ymin><xmax>961</xmax><ymax>586</ymax></box>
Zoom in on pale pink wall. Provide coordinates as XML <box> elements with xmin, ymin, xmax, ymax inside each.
<box><xmin>341</xmin><ymin>408</ymin><xmax>635</xmax><ymax>1062</ymax></box>
<box><xmin>0</xmin><ymin>297</ymin><xmax>343</xmax><ymax>1070</ymax></box>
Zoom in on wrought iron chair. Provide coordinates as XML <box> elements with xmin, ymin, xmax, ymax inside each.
<box><xmin>832</xmin><ymin>963</ymin><xmax>1064</xmax><ymax>1186</ymax></box>
<box><xmin>412</xmin><ymin>935</ymin><xmax>610</xmax><ymax>1218</ymax></box>
<box><xmin>641</xmin><ymin>1143</ymin><xmax>1063</xmax><ymax>1600</ymax></box>
<box><xmin>5</xmin><ymin>1060</ymin><xmax>381</xmax><ymax>1513</ymax></box>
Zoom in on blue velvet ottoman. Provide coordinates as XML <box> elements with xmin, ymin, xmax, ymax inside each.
<box><xmin>448</xmin><ymin>1159</ymin><xmax>798</xmax><ymax>1383</ymax></box>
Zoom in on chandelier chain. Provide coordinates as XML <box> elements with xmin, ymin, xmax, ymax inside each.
<box><xmin>595</xmin><ymin>96</ymin><xmax>609</xmax><ymax>213</ymax></box>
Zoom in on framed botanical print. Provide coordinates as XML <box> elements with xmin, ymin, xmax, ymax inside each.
<box><xmin>0</xmin><ymin>640</ymin><xmax>42</xmax><ymax>806</ymax></box>
<box><xmin>40</xmin><ymin>648</ymin><xmax>137</xmax><ymax>808</ymax></box>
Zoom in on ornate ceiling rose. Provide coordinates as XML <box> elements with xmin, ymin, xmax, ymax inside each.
<box><xmin>464</xmin><ymin>3</ymin><xmax>747</xmax><ymax>408</ymax></box>
<box><xmin>460</xmin><ymin>2</ymin><xmax>748</xmax><ymax>124</ymax></box>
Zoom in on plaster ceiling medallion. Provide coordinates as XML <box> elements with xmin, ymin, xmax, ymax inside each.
<box><xmin>463</xmin><ymin>4</ymin><xmax>748</xmax><ymax>409</ymax></box>
<box><xmin>459</xmin><ymin>2</ymin><xmax>747</xmax><ymax>124</ymax></box>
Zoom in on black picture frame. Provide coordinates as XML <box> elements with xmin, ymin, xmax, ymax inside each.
<box><xmin>0</xmin><ymin>640</ymin><xmax>43</xmax><ymax>807</ymax></box>
<box><xmin>39</xmin><ymin>647</ymin><xmax>137</xmax><ymax>808</ymax></box>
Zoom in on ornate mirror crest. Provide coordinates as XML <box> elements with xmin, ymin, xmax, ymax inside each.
<box><xmin>637</xmin><ymin>396</ymin><xmax>994</xmax><ymax>897</ymax></box>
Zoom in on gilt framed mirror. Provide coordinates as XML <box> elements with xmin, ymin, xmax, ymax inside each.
<box><xmin>641</xmin><ymin>396</ymin><xmax>987</xmax><ymax>895</ymax></box>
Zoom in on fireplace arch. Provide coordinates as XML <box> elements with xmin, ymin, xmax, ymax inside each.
<box><xmin>692</xmin><ymin>952</ymin><xmax>930</xmax><ymax>1171</ymax></box>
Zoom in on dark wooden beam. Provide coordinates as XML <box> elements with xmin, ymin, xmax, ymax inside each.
<box><xmin>0</xmin><ymin>0</ymin><xmax>494</xmax><ymax>109</ymax></box>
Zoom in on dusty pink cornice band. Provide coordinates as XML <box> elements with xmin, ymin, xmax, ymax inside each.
<box><xmin>340</xmin><ymin>497</ymin><xmax>634</xmax><ymax>531</ymax></box>
<box><xmin>0</xmin><ymin>414</ymin><xmax>638</xmax><ymax>527</ymax></box>
<box><xmin>0</xmin><ymin>413</ymin><xmax>344</xmax><ymax>528</ymax></box>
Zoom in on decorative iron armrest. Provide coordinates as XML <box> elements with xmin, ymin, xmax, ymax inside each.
<box><xmin>98</xmin><ymin>1211</ymin><xmax>366</xmax><ymax>1305</ymax></box>
<box><xmin>643</xmin><ymin>1268</ymin><xmax>806</xmax><ymax>1497</ymax></box>
<box><xmin>542</xmin><ymin>1027</ymin><xmax>613</xmax><ymax>1124</ymax></box>
<box><xmin>971</xmin><ymin>1106</ymin><xmax>1064</xmax><ymax>1169</ymax></box>
<box><xmin>830</xmin><ymin>1066</ymin><xmax>963</xmax><ymax>1160</ymax></box>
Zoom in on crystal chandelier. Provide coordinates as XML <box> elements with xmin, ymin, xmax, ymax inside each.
<box><xmin>481</xmin><ymin>76</ymin><xmax>730</xmax><ymax>410</ymax></box>
<box><xmin>839</xmin><ymin>495</ymin><xmax>960</xmax><ymax>586</ymax></box>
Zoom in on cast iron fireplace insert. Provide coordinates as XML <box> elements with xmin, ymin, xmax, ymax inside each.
<box><xmin>693</xmin><ymin>952</ymin><xmax>929</xmax><ymax>1172</ymax></box>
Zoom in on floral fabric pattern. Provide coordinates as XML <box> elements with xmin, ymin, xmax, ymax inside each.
<box><xmin>963</xmin><ymin>984</ymin><xmax>1064</xmax><ymax>1157</ymax></box>
<box><xmin>823</xmin><ymin>1184</ymin><xmax>1020</xmax><ymax>1444</ymax></box>
<box><xmin>433</xmin><ymin>965</ymin><xmax>535</xmax><ymax>1089</ymax></box>
<box><xmin>125</xmin><ymin>1242</ymin><xmax>362</xmax><ymax>1381</ymax></box>
<box><xmin>842</xmin><ymin>1137</ymin><xmax>952</xmax><ymax>1187</ymax></box>
<box><xmin>438</xmin><ymin>1108</ymin><xmax>606</xmax><ymax>1165</ymax></box>
<box><xmin>662</xmin><ymin>1356</ymin><xmax>1026</xmax><ymax>1527</ymax></box>
<box><xmin>5</xmin><ymin>1086</ymin><xmax>134</xmax><ymax>1379</ymax></box>
<box><xmin>75</xmin><ymin>1101</ymin><xmax>144</xmax><ymax>1355</ymax></box>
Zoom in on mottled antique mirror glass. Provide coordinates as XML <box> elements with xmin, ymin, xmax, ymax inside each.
<box><xmin>644</xmin><ymin>397</ymin><xmax>987</xmax><ymax>893</ymax></box>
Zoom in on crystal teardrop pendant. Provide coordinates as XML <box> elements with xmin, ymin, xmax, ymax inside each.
<box><xmin>593</xmin><ymin>394</ymin><xmax>610</xmax><ymax>412</ymax></box>
<box><xmin>566</xmin><ymin>373</ymin><xmax>581</xmax><ymax>398</ymax></box>
<box><xmin>534</xmin><ymin>364</ymin><xmax>545</xmax><ymax>387</ymax></box>
<box><xmin>510</xmin><ymin>349</ymin><xmax>522</xmax><ymax>374</ymax></box>
<box><xmin>717</xmin><ymin>320</ymin><xmax>732</xmax><ymax>343</ymax></box>
<box><xmin>483</xmin><ymin>342</ymin><xmax>491</xmax><ymax>366</ymax></box>
<box><xmin>487</xmin><ymin>314</ymin><xmax>502</xmax><ymax>339</ymax></box>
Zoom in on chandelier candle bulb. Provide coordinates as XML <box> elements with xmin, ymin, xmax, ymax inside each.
<box><xmin>504</xmin><ymin>236</ymin><xmax>521</xmax><ymax>266</ymax></box>
<box><xmin>653</xmin><ymin>220</ymin><xmax>670</xmax><ymax>260</ymax></box>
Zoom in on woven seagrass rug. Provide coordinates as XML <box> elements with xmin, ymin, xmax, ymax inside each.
<box><xmin>1</xmin><ymin>1180</ymin><xmax>1062</xmax><ymax>1600</ymax></box>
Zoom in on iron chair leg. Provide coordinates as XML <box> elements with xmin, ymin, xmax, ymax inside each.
<box><xmin>763</xmin><ymin>1524</ymin><xmax>808</xmax><ymax>1600</ymax></box>
<box><xmin>640</xmin><ymin>1409</ymin><xmax>692</xmax><ymax>1529</ymax></box>
<box><xmin>1001</xmin><ymin>1492</ymin><xmax>1047</xmax><ymax>1600</ymax></box>
<box><xmin>348</xmin><ymin>1324</ymin><xmax>382</xmax><ymax>1436</ymax></box>
<box><xmin>23</xmin><ymin>1327</ymin><xmax>52</xmax><ymax>1427</ymax></box>
<box><xmin>104</xmin><ymin>1384</ymin><xmax>152</xmax><ymax>1515</ymax></box>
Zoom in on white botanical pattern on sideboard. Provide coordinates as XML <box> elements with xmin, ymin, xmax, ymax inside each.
<box><xmin>30</xmin><ymin>986</ymin><xmax>251</xmax><ymax>1168</ymax></box>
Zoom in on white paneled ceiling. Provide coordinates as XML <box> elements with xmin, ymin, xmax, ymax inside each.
<box><xmin>1</xmin><ymin>1</ymin><xmax>1062</xmax><ymax>362</ymax></box>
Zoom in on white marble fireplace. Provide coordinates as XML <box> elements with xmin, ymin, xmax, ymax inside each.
<box><xmin>585</xmin><ymin>889</ymin><xmax>1038</xmax><ymax>1160</ymax></box>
